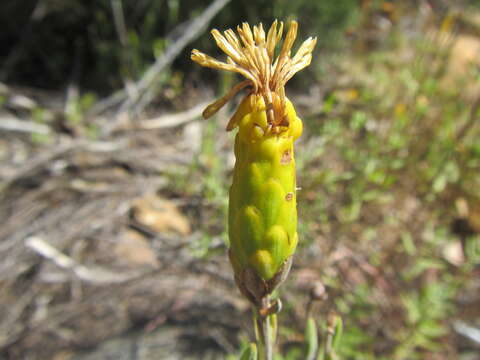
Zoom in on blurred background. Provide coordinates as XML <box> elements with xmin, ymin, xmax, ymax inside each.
<box><xmin>1</xmin><ymin>0</ymin><xmax>480</xmax><ymax>359</ymax></box>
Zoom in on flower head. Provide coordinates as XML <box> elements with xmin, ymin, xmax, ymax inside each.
<box><xmin>191</xmin><ymin>20</ymin><xmax>316</xmax><ymax>131</ymax></box>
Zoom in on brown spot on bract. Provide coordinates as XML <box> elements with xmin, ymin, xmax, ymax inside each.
<box><xmin>285</xmin><ymin>192</ymin><xmax>293</xmax><ymax>201</ymax></box>
<box><xmin>281</xmin><ymin>149</ymin><xmax>292</xmax><ymax>164</ymax></box>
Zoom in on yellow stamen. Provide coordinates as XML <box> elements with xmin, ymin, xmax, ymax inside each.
<box><xmin>191</xmin><ymin>20</ymin><xmax>316</xmax><ymax>130</ymax></box>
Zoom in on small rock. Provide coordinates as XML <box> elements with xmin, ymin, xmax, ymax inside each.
<box><xmin>114</xmin><ymin>230</ymin><xmax>159</xmax><ymax>268</ymax></box>
<box><xmin>443</xmin><ymin>241</ymin><xmax>465</xmax><ymax>266</ymax></box>
<box><xmin>132</xmin><ymin>195</ymin><xmax>191</xmax><ymax>236</ymax></box>
<box><xmin>441</xmin><ymin>34</ymin><xmax>480</xmax><ymax>99</ymax></box>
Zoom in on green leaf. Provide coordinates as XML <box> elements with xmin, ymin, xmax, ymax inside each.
<box><xmin>432</xmin><ymin>174</ymin><xmax>447</xmax><ymax>193</ymax></box>
<box><xmin>240</xmin><ymin>343</ymin><xmax>258</xmax><ymax>360</ymax></box>
<box><xmin>350</xmin><ymin>111</ymin><xmax>367</xmax><ymax>130</ymax></box>
<box><xmin>401</xmin><ymin>232</ymin><xmax>417</xmax><ymax>256</ymax></box>
<box><xmin>305</xmin><ymin>317</ymin><xmax>319</xmax><ymax>360</ymax></box>
<box><xmin>332</xmin><ymin>316</ymin><xmax>343</xmax><ymax>351</ymax></box>
<box><xmin>418</xmin><ymin>320</ymin><xmax>448</xmax><ymax>338</ymax></box>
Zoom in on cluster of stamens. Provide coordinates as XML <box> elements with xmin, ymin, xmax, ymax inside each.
<box><xmin>191</xmin><ymin>20</ymin><xmax>316</xmax><ymax>131</ymax></box>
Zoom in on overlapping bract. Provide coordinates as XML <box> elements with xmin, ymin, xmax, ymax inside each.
<box><xmin>191</xmin><ymin>21</ymin><xmax>315</xmax><ymax>304</ymax></box>
<box><xmin>228</xmin><ymin>94</ymin><xmax>302</xmax><ymax>283</ymax></box>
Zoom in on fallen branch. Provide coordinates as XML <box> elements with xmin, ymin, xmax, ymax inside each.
<box><xmin>120</xmin><ymin>0</ymin><xmax>230</xmax><ymax>114</ymax></box>
<box><xmin>453</xmin><ymin>320</ymin><xmax>480</xmax><ymax>345</ymax></box>
<box><xmin>26</xmin><ymin>236</ymin><xmax>147</xmax><ymax>284</ymax></box>
<box><xmin>88</xmin><ymin>0</ymin><xmax>230</xmax><ymax>118</ymax></box>
<box><xmin>0</xmin><ymin>114</ymin><xmax>51</xmax><ymax>135</ymax></box>
<box><xmin>138</xmin><ymin>101</ymin><xmax>210</xmax><ymax>129</ymax></box>
<box><xmin>0</xmin><ymin>138</ymin><xmax>127</xmax><ymax>190</ymax></box>
<box><xmin>0</xmin><ymin>139</ymin><xmax>84</xmax><ymax>187</ymax></box>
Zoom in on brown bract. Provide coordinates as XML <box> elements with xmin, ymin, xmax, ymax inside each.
<box><xmin>191</xmin><ymin>20</ymin><xmax>316</xmax><ymax>129</ymax></box>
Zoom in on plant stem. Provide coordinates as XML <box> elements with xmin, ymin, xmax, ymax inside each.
<box><xmin>263</xmin><ymin>314</ymin><xmax>273</xmax><ymax>360</ymax></box>
<box><xmin>257</xmin><ymin>296</ymin><xmax>273</xmax><ymax>360</ymax></box>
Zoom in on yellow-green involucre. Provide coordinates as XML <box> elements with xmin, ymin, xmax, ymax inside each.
<box><xmin>191</xmin><ymin>20</ymin><xmax>316</xmax><ymax>305</ymax></box>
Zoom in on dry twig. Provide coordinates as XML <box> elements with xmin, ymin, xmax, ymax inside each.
<box><xmin>26</xmin><ymin>236</ymin><xmax>148</xmax><ymax>284</ymax></box>
<box><xmin>0</xmin><ymin>114</ymin><xmax>51</xmax><ymax>135</ymax></box>
<box><xmin>137</xmin><ymin>101</ymin><xmax>210</xmax><ymax>129</ymax></box>
<box><xmin>88</xmin><ymin>0</ymin><xmax>231</xmax><ymax>119</ymax></box>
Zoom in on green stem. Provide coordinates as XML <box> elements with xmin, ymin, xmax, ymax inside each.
<box><xmin>255</xmin><ymin>296</ymin><xmax>273</xmax><ymax>360</ymax></box>
<box><xmin>263</xmin><ymin>312</ymin><xmax>273</xmax><ymax>360</ymax></box>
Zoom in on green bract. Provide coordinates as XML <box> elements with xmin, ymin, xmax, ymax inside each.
<box><xmin>229</xmin><ymin>94</ymin><xmax>302</xmax><ymax>281</ymax></box>
<box><xmin>191</xmin><ymin>20</ymin><xmax>315</xmax><ymax>304</ymax></box>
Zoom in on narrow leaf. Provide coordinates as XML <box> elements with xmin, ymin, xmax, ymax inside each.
<box><xmin>305</xmin><ymin>317</ymin><xmax>319</xmax><ymax>360</ymax></box>
<box><xmin>240</xmin><ymin>343</ymin><xmax>258</xmax><ymax>360</ymax></box>
<box><xmin>332</xmin><ymin>316</ymin><xmax>343</xmax><ymax>351</ymax></box>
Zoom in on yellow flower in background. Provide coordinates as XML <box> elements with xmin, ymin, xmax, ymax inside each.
<box><xmin>192</xmin><ymin>20</ymin><xmax>316</xmax><ymax>305</ymax></box>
